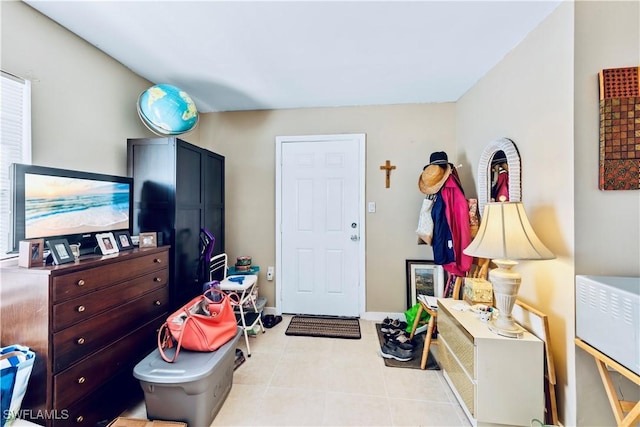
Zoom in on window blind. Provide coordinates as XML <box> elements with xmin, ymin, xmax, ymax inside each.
<box><xmin>1</xmin><ymin>71</ymin><xmax>32</xmax><ymax>258</ymax></box>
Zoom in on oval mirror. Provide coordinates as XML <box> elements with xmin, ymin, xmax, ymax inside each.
<box><xmin>477</xmin><ymin>137</ymin><xmax>521</xmax><ymax>216</ymax></box>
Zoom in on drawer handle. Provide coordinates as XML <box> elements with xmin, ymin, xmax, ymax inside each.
<box><xmin>77</xmin><ymin>305</ymin><xmax>86</xmax><ymax>313</ymax></box>
<box><xmin>154</xmin><ymin>277</ymin><xmax>162</xmax><ymax>282</ymax></box>
<box><xmin>76</xmin><ymin>337</ymin><xmax>85</xmax><ymax>345</ymax></box>
<box><xmin>154</xmin><ymin>258</ymin><xmax>162</xmax><ymax>264</ymax></box>
<box><xmin>77</xmin><ymin>376</ymin><xmax>86</xmax><ymax>384</ymax></box>
<box><xmin>154</xmin><ymin>300</ymin><xmax>161</xmax><ymax>306</ymax></box>
<box><xmin>76</xmin><ymin>415</ymin><xmax>84</xmax><ymax>423</ymax></box>
<box><xmin>77</xmin><ymin>279</ymin><xmax>85</xmax><ymax>286</ymax></box>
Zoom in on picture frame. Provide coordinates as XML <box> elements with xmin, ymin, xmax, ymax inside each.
<box><xmin>19</xmin><ymin>239</ymin><xmax>44</xmax><ymax>268</ymax></box>
<box><xmin>405</xmin><ymin>259</ymin><xmax>444</xmax><ymax>309</ymax></box>
<box><xmin>46</xmin><ymin>238</ymin><xmax>75</xmax><ymax>265</ymax></box>
<box><xmin>139</xmin><ymin>232</ymin><xmax>157</xmax><ymax>248</ymax></box>
<box><xmin>512</xmin><ymin>299</ymin><xmax>558</xmax><ymax>425</ymax></box>
<box><xmin>96</xmin><ymin>232</ymin><xmax>119</xmax><ymax>255</ymax></box>
<box><xmin>114</xmin><ymin>230</ymin><xmax>134</xmax><ymax>251</ymax></box>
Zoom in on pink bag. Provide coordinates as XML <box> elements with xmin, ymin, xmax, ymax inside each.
<box><xmin>158</xmin><ymin>289</ymin><xmax>238</xmax><ymax>363</ymax></box>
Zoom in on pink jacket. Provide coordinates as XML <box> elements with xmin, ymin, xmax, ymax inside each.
<box><xmin>440</xmin><ymin>175</ymin><xmax>472</xmax><ymax>276</ymax></box>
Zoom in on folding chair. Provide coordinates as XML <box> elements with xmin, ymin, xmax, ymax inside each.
<box><xmin>209</xmin><ymin>253</ymin><xmax>264</xmax><ymax>356</ymax></box>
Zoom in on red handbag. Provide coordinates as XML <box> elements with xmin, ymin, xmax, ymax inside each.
<box><xmin>158</xmin><ymin>289</ymin><xmax>238</xmax><ymax>363</ymax></box>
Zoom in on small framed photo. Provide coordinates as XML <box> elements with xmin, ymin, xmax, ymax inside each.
<box><xmin>96</xmin><ymin>232</ymin><xmax>119</xmax><ymax>255</ymax></box>
<box><xmin>405</xmin><ymin>260</ymin><xmax>445</xmax><ymax>309</ymax></box>
<box><xmin>114</xmin><ymin>230</ymin><xmax>134</xmax><ymax>251</ymax></box>
<box><xmin>139</xmin><ymin>232</ymin><xmax>157</xmax><ymax>248</ymax></box>
<box><xmin>46</xmin><ymin>239</ymin><xmax>75</xmax><ymax>265</ymax></box>
<box><xmin>19</xmin><ymin>239</ymin><xmax>44</xmax><ymax>268</ymax></box>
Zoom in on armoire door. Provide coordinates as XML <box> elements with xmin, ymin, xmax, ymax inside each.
<box><xmin>203</xmin><ymin>150</ymin><xmax>225</xmax><ymax>260</ymax></box>
<box><xmin>175</xmin><ymin>141</ymin><xmax>205</xmax><ymax>305</ymax></box>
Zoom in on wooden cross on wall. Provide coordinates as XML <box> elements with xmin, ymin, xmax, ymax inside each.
<box><xmin>379</xmin><ymin>160</ymin><xmax>396</xmax><ymax>188</ymax></box>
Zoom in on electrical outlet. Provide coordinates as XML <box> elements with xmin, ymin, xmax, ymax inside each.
<box><xmin>267</xmin><ymin>266</ymin><xmax>274</xmax><ymax>281</ymax></box>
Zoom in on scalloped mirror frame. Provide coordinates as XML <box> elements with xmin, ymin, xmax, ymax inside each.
<box><xmin>477</xmin><ymin>137</ymin><xmax>522</xmax><ymax>216</ymax></box>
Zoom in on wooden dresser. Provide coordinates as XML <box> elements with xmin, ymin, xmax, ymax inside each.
<box><xmin>0</xmin><ymin>246</ymin><xmax>170</xmax><ymax>426</ymax></box>
<box><xmin>437</xmin><ymin>298</ymin><xmax>544</xmax><ymax>426</ymax></box>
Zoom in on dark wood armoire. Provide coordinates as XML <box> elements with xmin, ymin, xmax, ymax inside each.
<box><xmin>127</xmin><ymin>137</ymin><xmax>225</xmax><ymax>309</ymax></box>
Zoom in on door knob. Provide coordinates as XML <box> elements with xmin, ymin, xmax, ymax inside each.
<box><xmin>350</xmin><ymin>235</ymin><xmax>359</xmax><ymax>241</ymax></box>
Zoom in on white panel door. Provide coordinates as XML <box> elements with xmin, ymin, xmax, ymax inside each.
<box><xmin>278</xmin><ymin>135</ymin><xmax>363</xmax><ymax>316</ymax></box>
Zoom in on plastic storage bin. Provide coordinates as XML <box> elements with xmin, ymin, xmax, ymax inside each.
<box><xmin>133</xmin><ymin>328</ymin><xmax>241</xmax><ymax>426</ymax></box>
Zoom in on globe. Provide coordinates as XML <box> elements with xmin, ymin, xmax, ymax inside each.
<box><xmin>137</xmin><ymin>84</ymin><xmax>199</xmax><ymax>136</ymax></box>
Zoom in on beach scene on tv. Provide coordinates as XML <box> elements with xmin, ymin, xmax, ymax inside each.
<box><xmin>24</xmin><ymin>173</ymin><xmax>130</xmax><ymax>239</ymax></box>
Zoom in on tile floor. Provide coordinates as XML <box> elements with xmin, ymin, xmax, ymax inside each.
<box><xmin>122</xmin><ymin>315</ymin><xmax>471</xmax><ymax>426</ymax></box>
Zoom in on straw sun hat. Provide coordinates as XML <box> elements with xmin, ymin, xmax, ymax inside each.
<box><xmin>418</xmin><ymin>151</ymin><xmax>451</xmax><ymax>195</ymax></box>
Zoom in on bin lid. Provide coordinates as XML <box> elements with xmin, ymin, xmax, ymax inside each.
<box><xmin>134</xmin><ymin>328</ymin><xmax>241</xmax><ymax>384</ymax></box>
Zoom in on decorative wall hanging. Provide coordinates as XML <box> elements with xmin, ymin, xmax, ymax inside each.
<box><xmin>379</xmin><ymin>160</ymin><xmax>396</xmax><ymax>188</ymax></box>
<box><xmin>598</xmin><ymin>66</ymin><xmax>639</xmax><ymax>190</ymax></box>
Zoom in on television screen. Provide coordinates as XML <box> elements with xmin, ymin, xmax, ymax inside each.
<box><xmin>10</xmin><ymin>164</ymin><xmax>133</xmax><ymax>255</ymax></box>
<box><xmin>24</xmin><ymin>173</ymin><xmax>131</xmax><ymax>239</ymax></box>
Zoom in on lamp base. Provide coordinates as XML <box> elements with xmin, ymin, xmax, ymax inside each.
<box><xmin>488</xmin><ymin>259</ymin><xmax>524</xmax><ymax>339</ymax></box>
<box><xmin>488</xmin><ymin>318</ymin><xmax>524</xmax><ymax>338</ymax></box>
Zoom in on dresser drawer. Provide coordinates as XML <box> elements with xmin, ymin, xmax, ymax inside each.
<box><xmin>53</xmin><ymin>269</ymin><xmax>168</xmax><ymax>331</ymax></box>
<box><xmin>440</xmin><ymin>335</ymin><xmax>475</xmax><ymax>417</ymax></box>
<box><xmin>52</xmin><ymin>251</ymin><xmax>169</xmax><ymax>302</ymax></box>
<box><xmin>53</xmin><ymin>286</ymin><xmax>169</xmax><ymax>372</ymax></box>
<box><xmin>438</xmin><ymin>307</ymin><xmax>475</xmax><ymax>377</ymax></box>
<box><xmin>53</xmin><ymin>314</ymin><xmax>164</xmax><ymax>410</ymax></box>
<box><xmin>55</xmin><ymin>367</ymin><xmax>143</xmax><ymax>426</ymax></box>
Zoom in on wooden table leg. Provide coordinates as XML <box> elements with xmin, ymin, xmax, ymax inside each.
<box><xmin>576</xmin><ymin>338</ymin><xmax>640</xmax><ymax>427</ymax></box>
<box><xmin>596</xmin><ymin>358</ymin><xmax>640</xmax><ymax>427</ymax></box>
<box><xmin>420</xmin><ymin>313</ymin><xmax>436</xmax><ymax>370</ymax></box>
<box><xmin>409</xmin><ymin>304</ymin><xmax>424</xmax><ymax>340</ymax></box>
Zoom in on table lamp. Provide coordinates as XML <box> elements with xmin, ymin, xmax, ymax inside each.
<box><xmin>463</xmin><ymin>202</ymin><xmax>554</xmax><ymax>338</ymax></box>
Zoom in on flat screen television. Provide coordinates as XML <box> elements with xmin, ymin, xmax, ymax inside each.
<box><xmin>9</xmin><ymin>163</ymin><xmax>133</xmax><ymax>256</ymax></box>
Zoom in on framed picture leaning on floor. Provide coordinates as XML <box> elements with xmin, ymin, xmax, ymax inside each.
<box><xmin>405</xmin><ymin>260</ymin><xmax>444</xmax><ymax>309</ymax></box>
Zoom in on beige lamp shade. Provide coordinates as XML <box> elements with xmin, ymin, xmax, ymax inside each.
<box><xmin>463</xmin><ymin>202</ymin><xmax>555</xmax><ymax>261</ymax></box>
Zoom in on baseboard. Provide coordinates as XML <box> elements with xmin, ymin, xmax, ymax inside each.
<box><xmin>264</xmin><ymin>307</ymin><xmax>408</xmax><ymax>323</ymax></box>
<box><xmin>361</xmin><ymin>311</ymin><xmax>407</xmax><ymax>322</ymax></box>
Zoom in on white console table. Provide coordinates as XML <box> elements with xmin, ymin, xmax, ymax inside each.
<box><xmin>438</xmin><ymin>298</ymin><xmax>544</xmax><ymax>426</ymax></box>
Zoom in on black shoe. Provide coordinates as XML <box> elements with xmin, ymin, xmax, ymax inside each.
<box><xmin>262</xmin><ymin>314</ymin><xmax>275</xmax><ymax>328</ymax></box>
<box><xmin>386</xmin><ymin>334</ymin><xmax>416</xmax><ymax>351</ymax></box>
<box><xmin>381</xmin><ymin>324</ymin><xmax>404</xmax><ymax>334</ymax></box>
<box><xmin>383</xmin><ymin>328</ymin><xmax>406</xmax><ymax>340</ymax></box>
<box><xmin>263</xmin><ymin>314</ymin><xmax>282</xmax><ymax>329</ymax></box>
<box><xmin>380</xmin><ymin>342</ymin><xmax>414</xmax><ymax>362</ymax></box>
<box><xmin>234</xmin><ymin>349</ymin><xmax>246</xmax><ymax>370</ymax></box>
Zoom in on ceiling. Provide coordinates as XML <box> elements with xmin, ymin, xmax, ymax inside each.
<box><xmin>25</xmin><ymin>1</ymin><xmax>561</xmax><ymax>113</ymax></box>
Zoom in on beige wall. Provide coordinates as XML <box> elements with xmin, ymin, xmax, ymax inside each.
<box><xmin>456</xmin><ymin>2</ymin><xmax>576</xmax><ymax>424</ymax></box>
<box><xmin>574</xmin><ymin>1</ymin><xmax>640</xmax><ymax>278</ymax></box>
<box><xmin>574</xmin><ymin>1</ymin><xmax>640</xmax><ymax>426</ymax></box>
<box><xmin>0</xmin><ymin>1</ymin><xmax>199</xmax><ymax>176</ymax></box>
<box><xmin>199</xmin><ymin>105</ymin><xmax>456</xmax><ymax>313</ymax></box>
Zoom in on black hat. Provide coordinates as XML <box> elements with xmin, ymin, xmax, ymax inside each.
<box><xmin>428</xmin><ymin>151</ymin><xmax>449</xmax><ymax>166</ymax></box>
<box><xmin>492</xmin><ymin>150</ymin><xmax>507</xmax><ymax>165</ymax></box>
<box><xmin>419</xmin><ymin>151</ymin><xmax>452</xmax><ymax>195</ymax></box>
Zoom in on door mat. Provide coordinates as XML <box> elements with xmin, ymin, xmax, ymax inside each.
<box><xmin>375</xmin><ymin>324</ymin><xmax>440</xmax><ymax>370</ymax></box>
<box><xmin>285</xmin><ymin>315</ymin><xmax>361</xmax><ymax>339</ymax></box>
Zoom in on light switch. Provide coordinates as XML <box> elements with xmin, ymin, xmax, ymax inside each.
<box><xmin>267</xmin><ymin>266</ymin><xmax>274</xmax><ymax>281</ymax></box>
<box><xmin>368</xmin><ymin>202</ymin><xmax>376</xmax><ymax>213</ymax></box>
